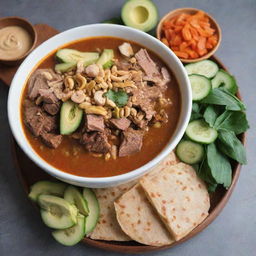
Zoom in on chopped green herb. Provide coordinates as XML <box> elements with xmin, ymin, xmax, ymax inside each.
<box><xmin>105</xmin><ymin>89</ymin><xmax>129</xmax><ymax>108</ymax></box>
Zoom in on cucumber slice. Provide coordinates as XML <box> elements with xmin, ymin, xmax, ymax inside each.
<box><xmin>56</xmin><ymin>49</ymin><xmax>99</xmax><ymax>64</ymax></box>
<box><xmin>60</xmin><ymin>101</ymin><xmax>83</xmax><ymax>135</ymax></box>
<box><xmin>52</xmin><ymin>214</ymin><xmax>85</xmax><ymax>246</ymax></box>
<box><xmin>176</xmin><ymin>140</ymin><xmax>204</xmax><ymax>164</ymax></box>
<box><xmin>55</xmin><ymin>62</ymin><xmax>76</xmax><ymax>73</ymax></box>
<box><xmin>189</xmin><ymin>74</ymin><xmax>212</xmax><ymax>101</ymax></box>
<box><xmin>185</xmin><ymin>60</ymin><xmax>219</xmax><ymax>78</ymax></box>
<box><xmin>28</xmin><ymin>181</ymin><xmax>67</xmax><ymax>202</ymax></box>
<box><xmin>186</xmin><ymin>120</ymin><xmax>218</xmax><ymax>144</ymax></box>
<box><xmin>83</xmin><ymin>188</ymin><xmax>100</xmax><ymax>234</ymax></box>
<box><xmin>64</xmin><ymin>186</ymin><xmax>89</xmax><ymax>216</ymax></box>
<box><xmin>38</xmin><ymin>195</ymin><xmax>78</xmax><ymax>229</ymax></box>
<box><xmin>97</xmin><ymin>49</ymin><xmax>114</xmax><ymax>68</ymax></box>
<box><xmin>212</xmin><ymin>69</ymin><xmax>238</xmax><ymax>94</ymax></box>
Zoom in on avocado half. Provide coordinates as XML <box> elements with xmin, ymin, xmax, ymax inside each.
<box><xmin>121</xmin><ymin>0</ymin><xmax>158</xmax><ymax>32</ymax></box>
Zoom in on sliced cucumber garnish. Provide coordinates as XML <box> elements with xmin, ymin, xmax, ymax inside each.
<box><xmin>176</xmin><ymin>140</ymin><xmax>204</xmax><ymax>164</ymax></box>
<box><xmin>55</xmin><ymin>62</ymin><xmax>76</xmax><ymax>73</ymax></box>
<box><xmin>186</xmin><ymin>120</ymin><xmax>218</xmax><ymax>144</ymax></box>
<box><xmin>189</xmin><ymin>74</ymin><xmax>212</xmax><ymax>101</ymax></box>
<box><xmin>60</xmin><ymin>101</ymin><xmax>83</xmax><ymax>135</ymax></box>
<box><xmin>38</xmin><ymin>195</ymin><xmax>78</xmax><ymax>229</ymax></box>
<box><xmin>56</xmin><ymin>49</ymin><xmax>99</xmax><ymax>64</ymax></box>
<box><xmin>52</xmin><ymin>214</ymin><xmax>85</xmax><ymax>246</ymax></box>
<box><xmin>212</xmin><ymin>69</ymin><xmax>238</xmax><ymax>94</ymax></box>
<box><xmin>64</xmin><ymin>186</ymin><xmax>89</xmax><ymax>216</ymax></box>
<box><xmin>28</xmin><ymin>181</ymin><xmax>67</xmax><ymax>202</ymax></box>
<box><xmin>83</xmin><ymin>188</ymin><xmax>100</xmax><ymax>234</ymax></box>
<box><xmin>97</xmin><ymin>49</ymin><xmax>114</xmax><ymax>68</ymax></box>
<box><xmin>185</xmin><ymin>60</ymin><xmax>219</xmax><ymax>78</ymax></box>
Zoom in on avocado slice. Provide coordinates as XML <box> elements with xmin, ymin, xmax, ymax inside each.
<box><xmin>96</xmin><ymin>49</ymin><xmax>114</xmax><ymax>68</ymax></box>
<box><xmin>121</xmin><ymin>0</ymin><xmax>158</xmax><ymax>32</ymax></box>
<box><xmin>52</xmin><ymin>214</ymin><xmax>85</xmax><ymax>246</ymax></box>
<box><xmin>60</xmin><ymin>101</ymin><xmax>83</xmax><ymax>135</ymax></box>
<box><xmin>28</xmin><ymin>181</ymin><xmax>67</xmax><ymax>202</ymax></box>
<box><xmin>64</xmin><ymin>186</ymin><xmax>89</xmax><ymax>216</ymax></box>
<box><xmin>55</xmin><ymin>62</ymin><xmax>76</xmax><ymax>73</ymax></box>
<box><xmin>38</xmin><ymin>195</ymin><xmax>78</xmax><ymax>229</ymax></box>
<box><xmin>56</xmin><ymin>49</ymin><xmax>99</xmax><ymax>64</ymax></box>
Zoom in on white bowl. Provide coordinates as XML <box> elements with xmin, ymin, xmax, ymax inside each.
<box><xmin>8</xmin><ymin>24</ymin><xmax>192</xmax><ymax>188</ymax></box>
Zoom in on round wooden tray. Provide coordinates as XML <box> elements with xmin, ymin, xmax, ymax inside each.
<box><xmin>12</xmin><ymin>56</ymin><xmax>245</xmax><ymax>253</ymax></box>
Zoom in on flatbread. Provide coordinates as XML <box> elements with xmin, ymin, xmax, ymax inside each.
<box><xmin>144</xmin><ymin>151</ymin><xmax>179</xmax><ymax>178</ymax></box>
<box><xmin>114</xmin><ymin>184</ymin><xmax>174</xmax><ymax>246</ymax></box>
<box><xmin>89</xmin><ymin>151</ymin><xmax>178</xmax><ymax>241</ymax></box>
<box><xmin>90</xmin><ymin>181</ymin><xmax>137</xmax><ymax>241</ymax></box>
<box><xmin>140</xmin><ymin>162</ymin><xmax>210</xmax><ymax>241</ymax></box>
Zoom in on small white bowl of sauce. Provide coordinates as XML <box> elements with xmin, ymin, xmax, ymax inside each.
<box><xmin>0</xmin><ymin>16</ymin><xmax>37</xmax><ymax>65</ymax></box>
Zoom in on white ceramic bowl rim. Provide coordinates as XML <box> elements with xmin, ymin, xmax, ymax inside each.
<box><xmin>8</xmin><ymin>24</ymin><xmax>192</xmax><ymax>187</ymax></box>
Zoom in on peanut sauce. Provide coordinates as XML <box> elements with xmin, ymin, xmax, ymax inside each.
<box><xmin>0</xmin><ymin>26</ymin><xmax>32</xmax><ymax>60</ymax></box>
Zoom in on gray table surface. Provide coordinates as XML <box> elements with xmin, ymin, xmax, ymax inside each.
<box><xmin>0</xmin><ymin>0</ymin><xmax>256</xmax><ymax>255</ymax></box>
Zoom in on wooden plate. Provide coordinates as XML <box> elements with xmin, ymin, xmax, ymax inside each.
<box><xmin>8</xmin><ymin>29</ymin><xmax>244</xmax><ymax>253</ymax></box>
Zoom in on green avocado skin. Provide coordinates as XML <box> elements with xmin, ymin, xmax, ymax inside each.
<box><xmin>121</xmin><ymin>0</ymin><xmax>158</xmax><ymax>32</ymax></box>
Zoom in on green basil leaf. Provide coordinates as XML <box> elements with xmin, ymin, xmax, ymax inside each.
<box><xmin>207</xmin><ymin>183</ymin><xmax>218</xmax><ymax>193</ymax></box>
<box><xmin>214</xmin><ymin>111</ymin><xmax>249</xmax><ymax>134</ymax></box>
<box><xmin>192</xmin><ymin>102</ymin><xmax>200</xmax><ymax>113</ymax></box>
<box><xmin>198</xmin><ymin>158</ymin><xmax>216</xmax><ymax>184</ymax></box>
<box><xmin>201</xmin><ymin>88</ymin><xmax>246</xmax><ymax>111</ymax></box>
<box><xmin>207</xmin><ymin>143</ymin><xmax>232</xmax><ymax>188</ymax></box>
<box><xmin>203</xmin><ymin>105</ymin><xmax>220</xmax><ymax>127</ymax></box>
<box><xmin>190</xmin><ymin>112</ymin><xmax>202</xmax><ymax>121</ymax></box>
<box><xmin>217</xmin><ymin>130</ymin><xmax>247</xmax><ymax>164</ymax></box>
<box><xmin>190</xmin><ymin>102</ymin><xmax>203</xmax><ymax>121</ymax></box>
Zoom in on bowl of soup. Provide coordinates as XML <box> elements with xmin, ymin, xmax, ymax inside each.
<box><xmin>8</xmin><ymin>24</ymin><xmax>192</xmax><ymax>188</ymax></box>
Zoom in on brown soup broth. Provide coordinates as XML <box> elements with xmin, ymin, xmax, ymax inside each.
<box><xmin>21</xmin><ymin>37</ymin><xmax>181</xmax><ymax>178</ymax></box>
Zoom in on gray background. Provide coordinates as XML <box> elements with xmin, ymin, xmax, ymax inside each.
<box><xmin>0</xmin><ymin>0</ymin><xmax>255</xmax><ymax>255</ymax></box>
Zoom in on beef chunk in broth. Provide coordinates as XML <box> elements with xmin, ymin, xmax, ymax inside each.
<box><xmin>119</xmin><ymin>128</ymin><xmax>144</xmax><ymax>157</ymax></box>
<box><xmin>28</xmin><ymin>69</ymin><xmax>62</xmax><ymax>100</ymax></box>
<box><xmin>135</xmin><ymin>49</ymin><xmax>161</xmax><ymax>78</ymax></box>
<box><xmin>41</xmin><ymin>133</ymin><xmax>63</xmax><ymax>149</ymax></box>
<box><xmin>80</xmin><ymin>132</ymin><xmax>111</xmax><ymax>154</ymax></box>
<box><xmin>110</xmin><ymin>118</ymin><xmax>131</xmax><ymax>131</ymax></box>
<box><xmin>38</xmin><ymin>88</ymin><xmax>59</xmax><ymax>104</ymax></box>
<box><xmin>43</xmin><ymin>102</ymin><xmax>61</xmax><ymax>116</ymax></box>
<box><xmin>85</xmin><ymin>114</ymin><xmax>105</xmax><ymax>132</ymax></box>
<box><xmin>24</xmin><ymin>102</ymin><xmax>46</xmax><ymax>137</ymax></box>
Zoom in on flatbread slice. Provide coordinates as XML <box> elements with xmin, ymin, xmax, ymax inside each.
<box><xmin>90</xmin><ymin>181</ymin><xmax>137</xmax><ymax>241</ymax></box>
<box><xmin>144</xmin><ymin>151</ymin><xmax>179</xmax><ymax>178</ymax></box>
<box><xmin>114</xmin><ymin>184</ymin><xmax>174</xmax><ymax>246</ymax></box>
<box><xmin>140</xmin><ymin>162</ymin><xmax>210</xmax><ymax>241</ymax></box>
